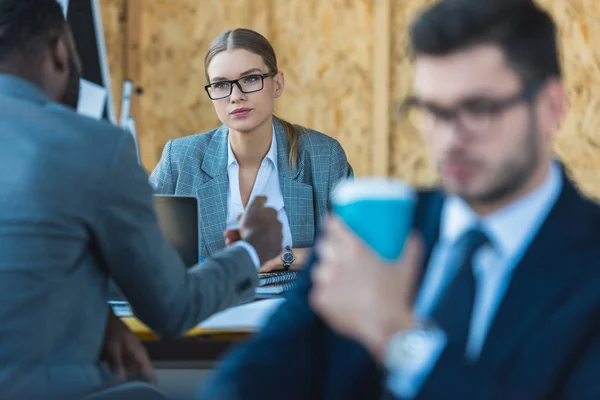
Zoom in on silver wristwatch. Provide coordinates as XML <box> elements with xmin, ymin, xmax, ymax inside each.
<box><xmin>384</xmin><ymin>321</ymin><xmax>439</xmax><ymax>372</ymax></box>
<box><xmin>281</xmin><ymin>246</ymin><xmax>295</xmax><ymax>270</ymax></box>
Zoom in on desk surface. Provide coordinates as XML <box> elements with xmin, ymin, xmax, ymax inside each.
<box><xmin>122</xmin><ymin>317</ymin><xmax>252</xmax><ymax>363</ymax></box>
<box><xmin>121</xmin><ymin>297</ymin><xmax>283</xmax><ymax>340</ymax></box>
<box><xmin>122</xmin><ymin>317</ymin><xmax>253</xmax><ymax>341</ymax></box>
<box><xmin>120</xmin><ymin>297</ymin><xmax>285</xmax><ymax>363</ymax></box>
<box><xmin>144</xmin><ymin>336</ymin><xmax>250</xmax><ymax>364</ymax></box>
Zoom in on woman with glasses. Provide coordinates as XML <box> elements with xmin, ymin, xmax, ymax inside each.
<box><xmin>150</xmin><ymin>28</ymin><xmax>353</xmax><ymax>272</ymax></box>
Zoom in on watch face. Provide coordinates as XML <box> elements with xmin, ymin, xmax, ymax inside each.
<box><xmin>282</xmin><ymin>252</ymin><xmax>295</xmax><ymax>264</ymax></box>
<box><xmin>386</xmin><ymin>327</ymin><xmax>435</xmax><ymax>371</ymax></box>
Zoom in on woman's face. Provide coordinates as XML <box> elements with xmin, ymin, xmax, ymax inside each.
<box><xmin>206</xmin><ymin>48</ymin><xmax>284</xmax><ymax>133</ymax></box>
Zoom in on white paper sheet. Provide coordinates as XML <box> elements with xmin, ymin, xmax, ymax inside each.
<box><xmin>110</xmin><ymin>298</ymin><xmax>286</xmax><ymax>332</ymax></box>
<box><xmin>198</xmin><ymin>298</ymin><xmax>285</xmax><ymax>331</ymax></box>
<box><xmin>77</xmin><ymin>79</ymin><xmax>107</xmax><ymax>120</ymax></box>
<box><xmin>109</xmin><ymin>301</ymin><xmax>132</xmax><ymax>318</ymax></box>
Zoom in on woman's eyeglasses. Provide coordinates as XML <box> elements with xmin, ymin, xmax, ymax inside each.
<box><xmin>205</xmin><ymin>73</ymin><xmax>276</xmax><ymax>100</ymax></box>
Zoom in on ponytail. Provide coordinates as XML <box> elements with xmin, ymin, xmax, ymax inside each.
<box><xmin>275</xmin><ymin>116</ymin><xmax>304</xmax><ymax>171</ymax></box>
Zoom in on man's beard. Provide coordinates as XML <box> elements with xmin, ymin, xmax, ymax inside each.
<box><xmin>474</xmin><ymin>127</ymin><xmax>539</xmax><ymax>204</ymax></box>
<box><xmin>61</xmin><ymin>55</ymin><xmax>80</xmax><ymax>109</ymax></box>
<box><xmin>444</xmin><ymin>109</ymin><xmax>541</xmax><ymax>206</ymax></box>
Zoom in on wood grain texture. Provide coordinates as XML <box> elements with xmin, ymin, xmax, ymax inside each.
<box><xmin>126</xmin><ymin>0</ymin><xmax>142</xmax><ymax>123</ymax></box>
<box><xmin>372</xmin><ymin>0</ymin><xmax>392</xmax><ymax>176</ymax></box>
<box><xmin>538</xmin><ymin>0</ymin><xmax>600</xmax><ymax>199</ymax></box>
<box><xmin>270</xmin><ymin>0</ymin><xmax>374</xmax><ymax>176</ymax></box>
<box><xmin>100</xmin><ymin>0</ymin><xmax>600</xmax><ymax>198</ymax></box>
<box><xmin>389</xmin><ymin>0</ymin><xmax>438</xmax><ymax>187</ymax></box>
<box><xmin>99</xmin><ymin>0</ymin><xmax>126</xmax><ymax>120</ymax></box>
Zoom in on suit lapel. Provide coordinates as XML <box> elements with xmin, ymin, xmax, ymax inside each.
<box><xmin>477</xmin><ymin>175</ymin><xmax>592</xmax><ymax>372</ymax></box>
<box><xmin>196</xmin><ymin>125</ymin><xmax>229</xmax><ymax>257</ymax></box>
<box><xmin>274</xmin><ymin>119</ymin><xmax>315</xmax><ymax>248</ymax></box>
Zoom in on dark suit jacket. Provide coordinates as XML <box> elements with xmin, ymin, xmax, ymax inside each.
<box><xmin>200</xmin><ymin>171</ymin><xmax>600</xmax><ymax>400</ymax></box>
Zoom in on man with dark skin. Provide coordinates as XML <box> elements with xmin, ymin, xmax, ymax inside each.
<box><xmin>0</xmin><ymin>0</ymin><xmax>282</xmax><ymax>398</ymax></box>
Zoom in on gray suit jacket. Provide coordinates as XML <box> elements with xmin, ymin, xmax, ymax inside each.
<box><xmin>0</xmin><ymin>75</ymin><xmax>258</xmax><ymax>399</ymax></box>
<box><xmin>149</xmin><ymin>119</ymin><xmax>353</xmax><ymax>258</ymax></box>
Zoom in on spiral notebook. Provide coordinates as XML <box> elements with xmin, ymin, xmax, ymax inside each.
<box><xmin>256</xmin><ymin>271</ymin><xmax>300</xmax><ymax>296</ymax></box>
<box><xmin>258</xmin><ymin>271</ymin><xmax>299</xmax><ymax>286</ymax></box>
<box><xmin>256</xmin><ymin>281</ymin><xmax>297</xmax><ymax>295</ymax></box>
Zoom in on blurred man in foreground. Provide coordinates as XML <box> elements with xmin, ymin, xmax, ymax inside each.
<box><xmin>202</xmin><ymin>0</ymin><xmax>600</xmax><ymax>399</ymax></box>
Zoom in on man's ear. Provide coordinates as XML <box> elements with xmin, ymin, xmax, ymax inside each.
<box><xmin>536</xmin><ymin>78</ymin><xmax>568</xmax><ymax>142</ymax></box>
<box><xmin>47</xmin><ymin>36</ymin><xmax>70</xmax><ymax>75</ymax></box>
<box><xmin>38</xmin><ymin>35</ymin><xmax>71</xmax><ymax>102</ymax></box>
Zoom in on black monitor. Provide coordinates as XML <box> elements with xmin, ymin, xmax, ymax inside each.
<box><xmin>153</xmin><ymin>195</ymin><xmax>200</xmax><ymax>268</ymax></box>
<box><xmin>107</xmin><ymin>195</ymin><xmax>199</xmax><ymax>303</ymax></box>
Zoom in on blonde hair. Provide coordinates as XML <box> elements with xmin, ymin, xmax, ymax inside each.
<box><xmin>204</xmin><ymin>28</ymin><xmax>303</xmax><ymax>170</ymax></box>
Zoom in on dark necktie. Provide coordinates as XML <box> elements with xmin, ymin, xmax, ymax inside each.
<box><xmin>430</xmin><ymin>228</ymin><xmax>490</xmax><ymax>358</ymax></box>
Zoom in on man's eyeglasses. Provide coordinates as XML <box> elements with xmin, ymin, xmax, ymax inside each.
<box><xmin>205</xmin><ymin>73</ymin><xmax>276</xmax><ymax>100</ymax></box>
<box><xmin>400</xmin><ymin>83</ymin><xmax>542</xmax><ymax>134</ymax></box>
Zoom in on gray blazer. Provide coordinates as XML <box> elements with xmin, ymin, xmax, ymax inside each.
<box><xmin>149</xmin><ymin>119</ymin><xmax>354</xmax><ymax>258</ymax></box>
<box><xmin>0</xmin><ymin>75</ymin><xmax>258</xmax><ymax>399</ymax></box>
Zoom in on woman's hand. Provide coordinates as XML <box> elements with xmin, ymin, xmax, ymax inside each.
<box><xmin>259</xmin><ymin>248</ymin><xmax>312</xmax><ymax>273</ymax></box>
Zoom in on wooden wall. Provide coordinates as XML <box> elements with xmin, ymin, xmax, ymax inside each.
<box><xmin>100</xmin><ymin>0</ymin><xmax>600</xmax><ymax>198</ymax></box>
<box><xmin>101</xmin><ymin>0</ymin><xmax>126</xmax><ymax>123</ymax></box>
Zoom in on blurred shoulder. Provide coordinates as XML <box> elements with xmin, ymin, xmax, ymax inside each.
<box><xmin>46</xmin><ymin>102</ymin><xmax>128</xmax><ymax>142</ymax></box>
<box><xmin>44</xmin><ymin>102</ymin><xmax>133</xmax><ymax>160</ymax></box>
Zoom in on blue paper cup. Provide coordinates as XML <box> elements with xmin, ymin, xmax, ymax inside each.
<box><xmin>331</xmin><ymin>177</ymin><xmax>416</xmax><ymax>262</ymax></box>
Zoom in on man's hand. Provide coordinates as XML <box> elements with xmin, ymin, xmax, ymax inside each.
<box><xmin>309</xmin><ymin>216</ymin><xmax>422</xmax><ymax>362</ymax></box>
<box><xmin>224</xmin><ymin>214</ymin><xmax>243</xmax><ymax>247</ymax></box>
<box><xmin>101</xmin><ymin>309</ymin><xmax>156</xmax><ymax>384</ymax></box>
<box><xmin>224</xmin><ymin>227</ymin><xmax>242</xmax><ymax>247</ymax></box>
<box><xmin>233</xmin><ymin>196</ymin><xmax>282</xmax><ymax>265</ymax></box>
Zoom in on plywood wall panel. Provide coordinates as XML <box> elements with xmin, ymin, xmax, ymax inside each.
<box><xmin>538</xmin><ymin>0</ymin><xmax>600</xmax><ymax>199</ymax></box>
<box><xmin>263</xmin><ymin>0</ymin><xmax>374</xmax><ymax>176</ymax></box>
<box><xmin>101</xmin><ymin>0</ymin><xmax>600</xmax><ymax>197</ymax></box>
<box><xmin>389</xmin><ymin>0</ymin><xmax>437</xmax><ymax>187</ymax></box>
<box><xmin>100</xmin><ymin>0</ymin><xmax>126</xmax><ymax>120</ymax></box>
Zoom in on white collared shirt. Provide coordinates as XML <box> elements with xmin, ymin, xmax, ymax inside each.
<box><xmin>226</xmin><ymin>125</ymin><xmax>293</xmax><ymax>254</ymax></box>
<box><xmin>389</xmin><ymin>161</ymin><xmax>563</xmax><ymax>398</ymax></box>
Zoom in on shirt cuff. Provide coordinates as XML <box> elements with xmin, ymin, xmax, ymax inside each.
<box><xmin>231</xmin><ymin>241</ymin><xmax>261</xmax><ymax>270</ymax></box>
<box><xmin>386</xmin><ymin>327</ymin><xmax>447</xmax><ymax>399</ymax></box>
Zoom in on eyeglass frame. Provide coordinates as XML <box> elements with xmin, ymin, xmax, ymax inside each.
<box><xmin>204</xmin><ymin>72</ymin><xmax>277</xmax><ymax>100</ymax></box>
<box><xmin>399</xmin><ymin>82</ymin><xmax>543</xmax><ymax>134</ymax></box>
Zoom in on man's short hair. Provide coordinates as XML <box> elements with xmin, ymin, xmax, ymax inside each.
<box><xmin>409</xmin><ymin>0</ymin><xmax>561</xmax><ymax>84</ymax></box>
<box><xmin>0</xmin><ymin>0</ymin><xmax>65</xmax><ymax>63</ymax></box>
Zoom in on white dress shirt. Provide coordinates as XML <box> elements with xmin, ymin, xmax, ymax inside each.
<box><xmin>389</xmin><ymin>161</ymin><xmax>563</xmax><ymax>398</ymax></box>
<box><xmin>225</xmin><ymin>125</ymin><xmax>293</xmax><ymax>269</ymax></box>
